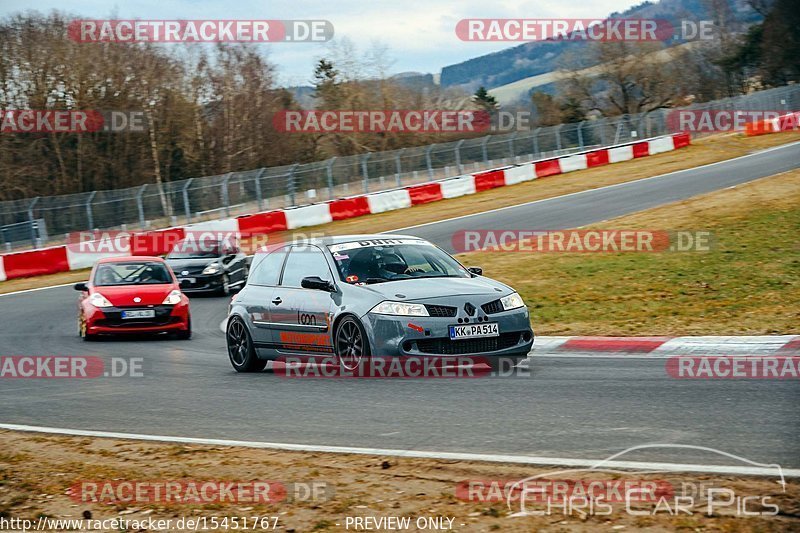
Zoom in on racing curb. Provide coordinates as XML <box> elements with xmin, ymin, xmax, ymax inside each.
<box><xmin>531</xmin><ymin>335</ymin><xmax>800</xmax><ymax>356</ymax></box>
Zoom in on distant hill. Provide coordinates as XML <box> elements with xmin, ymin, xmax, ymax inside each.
<box><xmin>285</xmin><ymin>0</ymin><xmax>762</xmax><ymax>109</ymax></box>
<box><xmin>440</xmin><ymin>0</ymin><xmax>761</xmax><ymax>97</ymax></box>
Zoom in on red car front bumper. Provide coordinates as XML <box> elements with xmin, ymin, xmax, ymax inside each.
<box><xmin>83</xmin><ymin>301</ymin><xmax>190</xmax><ymax>335</ymax></box>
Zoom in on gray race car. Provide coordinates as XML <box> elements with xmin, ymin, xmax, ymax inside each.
<box><xmin>225</xmin><ymin>234</ymin><xmax>534</xmax><ymax>373</ymax></box>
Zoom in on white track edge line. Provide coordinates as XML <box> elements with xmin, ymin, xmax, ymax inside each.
<box><xmin>0</xmin><ymin>281</ymin><xmax>83</xmax><ymax>298</ymax></box>
<box><xmin>1</xmin><ymin>423</ymin><xmax>797</xmax><ymax>477</ymax></box>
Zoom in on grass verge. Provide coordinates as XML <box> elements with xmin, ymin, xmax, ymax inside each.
<box><xmin>456</xmin><ymin>169</ymin><xmax>800</xmax><ymax>336</ymax></box>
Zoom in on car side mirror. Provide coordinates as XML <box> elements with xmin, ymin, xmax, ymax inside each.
<box><xmin>301</xmin><ymin>276</ymin><xmax>334</xmax><ymax>292</ymax></box>
<box><xmin>74</xmin><ymin>282</ymin><xmax>88</xmax><ymax>292</ymax></box>
<box><xmin>467</xmin><ymin>267</ymin><xmax>483</xmax><ymax>276</ymax></box>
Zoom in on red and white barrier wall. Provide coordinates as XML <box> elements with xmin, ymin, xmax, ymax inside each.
<box><xmin>0</xmin><ymin>133</ymin><xmax>691</xmax><ymax>282</ymax></box>
<box><xmin>745</xmin><ymin>111</ymin><xmax>800</xmax><ymax>136</ymax></box>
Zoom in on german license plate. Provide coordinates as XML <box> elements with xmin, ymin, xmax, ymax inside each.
<box><xmin>449</xmin><ymin>322</ymin><xmax>499</xmax><ymax>340</ymax></box>
<box><xmin>121</xmin><ymin>309</ymin><xmax>155</xmax><ymax>319</ymax></box>
<box><xmin>179</xmin><ymin>277</ymin><xmax>196</xmax><ymax>284</ymax></box>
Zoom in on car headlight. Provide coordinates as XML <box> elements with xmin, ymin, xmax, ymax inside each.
<box><xmin>162</xmin><ymin>289</ymin><xmax>183</xmax><ymax>305</ymax></box>
<box><xmin>500</xmin><ymin>292</ymin><xmax>525</xmax><ymax>311</ymax></box>
<box><xmin>88</xmin><ymin>293</ymin><xmax>113</xmax><ymax>308</ymax></box>
<box><xmin>202</xmin><ymin>264</ymin><xmax>221</xmax><ymax>275</ymax></box>
<box><xmin>370</xmin><ymin>301</ymin><xmax>429</xmax><ymax>317</ymax></box>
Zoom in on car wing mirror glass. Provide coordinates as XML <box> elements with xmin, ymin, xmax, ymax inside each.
<box><xmin>301</xmin><ymin>276</ymin><xmax>334</xmax><ymax>291</ymax></box>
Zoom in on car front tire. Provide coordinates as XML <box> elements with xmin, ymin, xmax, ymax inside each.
<box><xmin>79</xmin><ymin>314</ymin><xmax>97</xmax><ymax>342</ymax></box>
<box><xmin>175</xmin><ymin>317</ymin><xmax>192</xmax><ymax>340</ymax></box>
<box><xmin>334</xmin><ymin>315</ymin><xmax>371</xmax><ymax>371</ymax></box>
<box><xmin>226</xmin><ymin>316</ymin><xmax>266</xmax><ymax>372</ymax></box>
<box><xmin>218</xmin><ymin>274</ymin><xmax>231</xmax><ymax>296</ymax></box>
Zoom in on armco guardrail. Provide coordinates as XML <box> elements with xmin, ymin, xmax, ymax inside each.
<box><xmin>0</xmin><ymin>133</ymin><xmax>690</xmax><ymax>283</ymax></box>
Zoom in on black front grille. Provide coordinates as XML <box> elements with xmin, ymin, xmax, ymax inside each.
<box><xmin>425</xmin><ymin>304</ymin><xmax>457</xmax><ymax>318</ymax></box>
<box><xmin>97</xmin><ymin>305</ymin><xmax>176</xmax><ymax>327</ymax></box>
<box><xmin>416</xmin><ymin>332</ymin><xmax>522</xmax><ymax>355</ymax></box>
<box><xmin>481</xmin><ymin>299</ymin><xmax>504</xmax><ymax>314</ymax></box>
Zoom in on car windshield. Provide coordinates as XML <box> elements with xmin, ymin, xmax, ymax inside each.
<box><xmin>94</xmin><ymin>262</ymin><xmax>173</xmax><ymax>286</ymax></box>
<box><xmin>328</xmin><ymin>239</ymin><xmax>470</xmax><ymax>284</ymax></box>
<box><xmin>167</xmin><ymin>242</ymin><xmax>222</xmax><ymax>260</ymax></box>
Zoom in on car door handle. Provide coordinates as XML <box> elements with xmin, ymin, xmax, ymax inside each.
<box><xmin>272</xmin><ymin>297</ymin><xmax>282</xmax><ymax>305</ymax></box>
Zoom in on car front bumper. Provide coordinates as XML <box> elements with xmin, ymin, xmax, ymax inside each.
<box><xmin>84</xmin><ymin>303</ymin><xmax>190</xmax><ymax>335</ymax></box>
<box><xmin>177</xmin><ymin>274</ymin><xmax>225</xmax><ymax>293</ymax></box>
<box><xmin>361</xmin><ymin>304</ymin><xmax>533</xmax><ymax>358</ymax></box>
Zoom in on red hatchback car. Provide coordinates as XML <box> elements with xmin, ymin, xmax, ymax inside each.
<box><xmin>75</xmin><ymin>256</ymin><xmax>191</xmax><ymax>340</ymax></box>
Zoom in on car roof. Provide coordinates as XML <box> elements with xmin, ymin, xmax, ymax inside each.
<box><xmin>97</xmin><ymin>256</ymin><xmax>165</xmax><ymax>263</ymax></box>
<box><xmin>299</xmin><ymin>234</ymin><xmax>426</xmax><ymax>247</ymax></box>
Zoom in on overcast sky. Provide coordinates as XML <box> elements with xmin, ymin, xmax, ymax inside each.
<box><xmin>1</xmin><ymin>0</ymin><xmax>644</xmax><ymax>86</ymax></box>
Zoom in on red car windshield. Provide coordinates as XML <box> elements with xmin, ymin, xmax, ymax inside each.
<box><xmin>94</xmin><ymin>262</ymin><xmax>173</xmax><ymax>286</ymax></box>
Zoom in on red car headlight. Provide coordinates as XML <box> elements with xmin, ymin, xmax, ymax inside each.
<box><xmin>162</xmin><ymin>290</ymin><xmax>183</xmax><ymax>305</ymax></box>
<box><xmin>88</xmin><ymin>293</ymin><xmax>113</xmax><ymax>308</ymax></box>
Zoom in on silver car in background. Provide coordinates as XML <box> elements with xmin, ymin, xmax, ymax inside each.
<box><xmin>225</xmin><ymin>235</ymin><xmax>534</xmax><ymax>372</ymax></box>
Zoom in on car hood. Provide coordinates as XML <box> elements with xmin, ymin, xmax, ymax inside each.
<box><xmin>360</xmin><ymin>276</ymin><xmax>510</xmax><ymax>301</ymax></box>
<box><xmin>94</xmin><ymin>284</ymin><xmax>175</xmax><ymax>306</ymax></box>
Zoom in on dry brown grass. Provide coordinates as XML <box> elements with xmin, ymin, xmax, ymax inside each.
<box><xmin>1</xmin><ymin>430</ymin><xmax>797</xmax><ymax>532</ymax></box>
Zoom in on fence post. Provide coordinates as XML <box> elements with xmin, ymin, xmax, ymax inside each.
<box><xmin>326</xmin><ymin>157</ymin><xmax>337</xmax><ymax>200</ymax></box>
<box><xmin>507</xmin><ymin>131</ymin><xmax>518</xmax><ymax>160</ymax></box>
<box><xmin>426</xmin><ymin>144</ymin><xmax>436</xmax><ymax>180</ymax></box>
<box><xmin>182</xmin><ymin>179</ymin><xmax>194</xmax><ymax>223</ymax></box>
<box><xmin>136</xmin><ymin>185</ymin><xmax>147</xmax><ymax>228</ymax></box>
<box><xmin>27</xmin><ymin>197</ymin><xmax>39</xmax><ymax>248</ymax></box>
<box><xmin>221</xmin><ymin>172</ymin><xmax>232</xmax><ymax>217</ymax></box>
<box><xmin>361</xmin><ymin>153</ymin><xmax>371</xmax><ymax>194</ymax></box>
<box><xmin>614</xmin><ymin>118</ymin><xmax>623</xmax><ymax>144</ymax></box>
<box><xmin>533</xmin><ymin>127</ymin><xmax>541</xmax><ymax>159</ymax></box>
<box><xmin>287</xmin><ymin>164</ymin><xmax>299</xmax><ymax>206</ymax></box>
<box><xmin>555</xmin><ymin>124</ymin><xmax>563</xmax><ymax>152</ymax></box>
<box><xmin>481</xmin><ymin>135</ymin><xmax>490</xmax><ymax>163</ymax></box>
<box><xmin>454</xmin><ymin>139</ymin><xmax>465</xmax><ymax>174</ymax></box>
<box><xmin>85</xmin><ymin>191</ymin><xmax>97</xmax><ymax>231</ymax></box>
<box><xmin>253</xmin><ymin>169</ymin><xmax>265</xmax><ymax>211</ymax></box>
<box><xmin>395</xmin><ymin>149</ymin><xmax>404</xmax><ymax>186</ymax></box>
<box><xmin>577</xmin><ymin>121</ymin><xmax>585</xmax><ymax>149</ymax></box>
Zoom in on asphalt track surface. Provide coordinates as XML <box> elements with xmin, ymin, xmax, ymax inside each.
<box><xmin>1</xmin><ymin>141</ymin><xmax>798</xmax><ymax>470</ymax></box>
